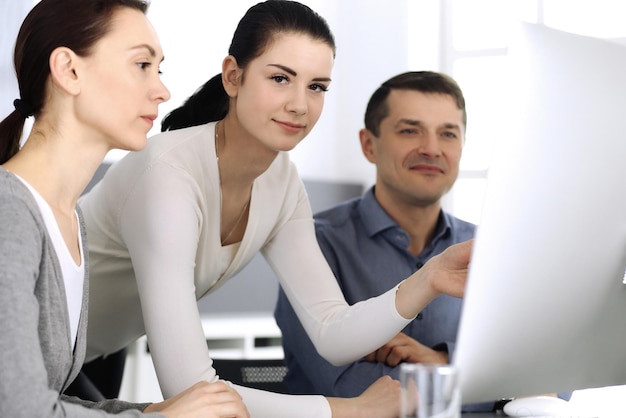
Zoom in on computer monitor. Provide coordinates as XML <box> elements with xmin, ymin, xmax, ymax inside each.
<box><xmin>453</xmin><ymin>23</ymin><xmax>626</xmax><ymax>403</ymax></box>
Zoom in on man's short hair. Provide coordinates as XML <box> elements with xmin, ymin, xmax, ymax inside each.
<box><xmin>364</xmin><ymin>71</ymin><xmax>467</xmax><ymax>136</ymax></box>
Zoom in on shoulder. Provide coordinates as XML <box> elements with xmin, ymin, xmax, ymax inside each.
<box><xmin>444</xmin><ymin>212</ymin><xmax>476</xmax><ymax>240</ymax></box>
<box><xmin>99</xmin><ymin>124</ymin><xmax>213</xmax><ymax>179</ymax></box>
<box><xmin>151</xmin><ymin>123</ymin><xmax>211</xmax><ymax>142</ymax></box>
<box><xmin>314</xmin><ymin>197</ymin><xmax>362</xmax><ymax>232</ymax></box>
<box><xmin>136</xmin><ymin>123</ymin><xmax>213</xmax><ymax>164</ymax></box>
<box><xmin>0</xmin><ymin>170</ymin><xmax>41</xmax><ymax>224</ymax></box>
<box><xmin>0</xmin><ymin>171</ymin><xmax>45</xmax><ymax>265</ymax></box>
<box><xmin>258</xmin><ymin>152</ymin><xmax>305</xmax><ymax>198</ymax></box>
<box><xmin>85</xmin><ymin>124</ymin><xmax>216</xmax><ymax>204</ymax></box>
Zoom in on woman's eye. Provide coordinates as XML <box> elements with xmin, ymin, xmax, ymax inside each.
<box><xmin>310</xmin><ymin>83</ymin><xmax>329</xmax><ymax>93</ymax></box>
<box><xmin>271</xmin><ymin>75</ymin><xmax>289</xmax><ymax>84</ymax></box>
<box><xmin>138</xmin><ymin>61</ymin><xmax>163</xmax><ymax>75</ymax></box>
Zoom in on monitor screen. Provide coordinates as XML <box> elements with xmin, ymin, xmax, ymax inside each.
<box><xmin>453</xmin><ymin>23</ymin><xmax>626</xmax><ymax>403</ymax></box>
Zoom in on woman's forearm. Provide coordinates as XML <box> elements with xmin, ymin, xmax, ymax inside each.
<box><xmin>395</xmin><ymin>240</ymin><xmax>472</xmax><ymax>319</ymax></box>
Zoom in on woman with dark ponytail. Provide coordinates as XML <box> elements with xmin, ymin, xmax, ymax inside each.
<box><xmin>80</xmin><ymin>1</ymin><xmax>472</xmax><ymax>417</ymax></box>
<box><xmin>0</xmin><ymin>1</ymin><xmax>249</xmax><ymax>417</ymax></box>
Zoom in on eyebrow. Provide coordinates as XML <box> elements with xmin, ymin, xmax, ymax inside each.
<box><xmin>268</xmin><ymin>63</ymin><xmax>332</xmax><ymax>82</ymax></box>
<box><xmin>396</xmin><ymin>118</ymin><xmax>462</xmax><ymax>131</ymax></box>
<box><xmin>131</xmin><ymin>44</ymin><xmax>165</xmax><ymax>62</ymax></box>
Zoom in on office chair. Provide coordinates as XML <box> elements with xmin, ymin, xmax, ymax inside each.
<box><xmin>212</xmin><ymin>358</ymin><xmax>289</xmax><ymax>394</ymax></box>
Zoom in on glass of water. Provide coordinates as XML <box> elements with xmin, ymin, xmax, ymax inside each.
<box><xmin>400</xmin><ymin>363</ymin><xmax>461</xmax><ymax>418</ymax></box>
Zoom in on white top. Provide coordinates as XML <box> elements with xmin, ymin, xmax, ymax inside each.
<box><xmin>79</xmin><ymin>122</ymin><xmax>411</xmax><ymax>418</ymax></box>
<box><xmin>17</xmin><ymin>176</ymin><xmax>84</xmax><ymax>351</ymax></box>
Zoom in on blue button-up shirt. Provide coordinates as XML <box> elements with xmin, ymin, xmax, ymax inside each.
<box><xmin>274</xmin><ymin>186</ymin><xmax>475</xmax><ymax>397</ymax></box>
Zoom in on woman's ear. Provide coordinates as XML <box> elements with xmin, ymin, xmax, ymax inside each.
<box><xmin>222</xmin><ymin>55</ymin><xmax>242</xmax><ymax>98</ymax></box>
<box><xmin>49</xmin><ymin>46</ymin><xmax>81</xmax><ymax>96</ymax></box>
<box><xmin>359</xmin><ymin>128</ymin><xmax>378</xmax><ymax>164</ymax></box>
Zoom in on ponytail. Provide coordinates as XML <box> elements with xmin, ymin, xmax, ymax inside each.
<box><xmin>161</xmin><ymin>74</ymin><xmax>229</xmax><ymax>132</ymax></box>
<box><xmin>0</xmin><ymin>105</ymin><xmax>30</xmax><ymax>164</ymax></box>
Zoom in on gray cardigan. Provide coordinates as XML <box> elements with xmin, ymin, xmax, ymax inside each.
<box><xmin>0</xmin><ymin>167</ymin><xmax>163</xmax><ymax>417</ymax></box>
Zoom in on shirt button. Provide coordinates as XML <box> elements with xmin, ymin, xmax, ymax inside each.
<box><xmin>416</xmin><ymin>313</ymin><xmax>423</xmax><ymax>320</ymax></box>
<box><xmin>416</xmin><ymin>262</ymin><xmax>423</xmax><ymax>270</ymax></box>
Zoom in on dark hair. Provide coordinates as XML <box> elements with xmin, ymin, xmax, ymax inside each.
<box><xmin>364</xmin><ymin>71</ymin><xmax>467</xmax><ymax>137</ymax></box>
<box><xmin>161</xmin><ymin>0</ymin><xmax>335</xmax><ymax>132</ymax></box>
<box><xmin>0</xmin><ymin>0</ymin><xmax>149</xmax><ymax>165</ymax></box>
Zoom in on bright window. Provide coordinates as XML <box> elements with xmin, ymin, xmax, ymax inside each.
<box><xmin>426</xmin><ymin>0</ymin><xmax>626</xmax><ymax>225</ymax></box>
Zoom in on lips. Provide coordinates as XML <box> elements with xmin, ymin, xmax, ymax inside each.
<box><xmin>274</xmin><ymin>119</ymin><xmax>306</xmax><ymax>134</ymax></box>
<box><xmin>409</xmin><ymin>163</ymin><xmax>445</xmax><ymax>174</ymax></box>
<box><xmin>141</xmin><ymin>114</ymin><xmax>157</xmax><ymax>127</ymax></box>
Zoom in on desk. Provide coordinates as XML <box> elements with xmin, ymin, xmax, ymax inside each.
<box><xmin>461</xmin><ymin>386</ymin><xmax>626</xmax><ymax>417</ymax></box>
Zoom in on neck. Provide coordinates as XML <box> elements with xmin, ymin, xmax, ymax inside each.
<box><xmin>374</xmin><ymin>188</ymin><xmax>442</xmax><ymax>257</ymax></box>
<box><xmin>216</xmin><ymin>116</ymin><xmax>278</xmax><ymax>187</ymax></box>
<box><xmin>3</xmin><ymin>125</ymin><xmax>108</xmax><ymax>213</ymax></box>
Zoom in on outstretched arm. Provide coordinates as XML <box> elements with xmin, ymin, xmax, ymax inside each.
<box><xmin>276</xmin><ymin>291</ymin><xmax>446</xmax><ymax>399</ymax></box>
<box><xmin>270</xmin><ymin>208</ymin><xmax>472</xmax><ymax>367</ymax></box>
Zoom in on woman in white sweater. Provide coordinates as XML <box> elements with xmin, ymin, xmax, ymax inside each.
<box><xmin>79</xmin><ymin>1</ymin><xmax>472</xmax><ymax>417</ymax></box>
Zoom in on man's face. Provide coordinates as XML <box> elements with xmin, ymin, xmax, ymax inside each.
<box><xmin>361</xmin><ymin>89</ymin><xmax>465</xmax><ymax>208</ymax></box>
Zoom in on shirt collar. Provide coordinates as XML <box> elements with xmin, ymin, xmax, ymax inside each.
<box><xmin>357</xmin><ymin>186</ymin><xmax>452</xmax><ymax>242</ymax></box>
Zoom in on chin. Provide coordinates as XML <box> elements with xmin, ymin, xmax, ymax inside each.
<box><xmin>279</xmin><ymin>136</ymin><xmax>306</xmax><ymax>152</ymax></box>
<box><xmin>280</xmin><ymin>144</ymin><xmax>298</xmax><ymax>152</ymax></box>
<box><xmin>118</xmin><ymin>137</ymin><xmax>148</xmax><ymax>152</ymax></box>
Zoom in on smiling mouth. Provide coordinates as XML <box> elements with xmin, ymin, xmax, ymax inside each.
<box><xmin>274</xmin><ymin>119</ymin><xmax>305</xmax><ymax>133</ymax></box>
<box><xmin>410</xmin><ymin>164</ymin><xmax>444</xmax><ymax>174</ymax></box>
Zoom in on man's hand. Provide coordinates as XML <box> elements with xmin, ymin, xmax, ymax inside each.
<box><xmin>365</xmin><ymin>332</ymin><xmax>448</xmax><ymax>367</ymax></box>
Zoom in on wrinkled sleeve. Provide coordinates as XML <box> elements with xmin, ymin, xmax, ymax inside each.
<box><xmin>264</xmin><ymin>186</ymin><xmax>412</xmax><ymax>366</ymax></box>
<box><xmin>234</xmin><ymin>385</ymin><xmax>330</xmax><ymax>418</ymax></box>
<box><xmin>276</xmin><ymin>285</ymin><xmax>401</xmax><ymax>397</ymax></box>
<box><xmin>119</xmin><ymin>162</ymin><xmax>217</xmax><ymax>398</ymax></box>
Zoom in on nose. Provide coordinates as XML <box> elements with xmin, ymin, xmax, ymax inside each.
<box><xmin>417</xmin><ymin>131</ymin><xmax>442</xmax><ymax>157</ymax></box>
<box><xmin>153</xmin><ymin>77</ymin><xmax>171</xmax><ymax>104</ymax></box>
<box><xmin>286</xmin><ymin>87</ymin><xmax>307</xmax><ymax>116</ymax></box>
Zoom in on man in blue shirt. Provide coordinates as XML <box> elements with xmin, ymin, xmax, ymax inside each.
<box><xmin>275</xmin><ymin>70</ymin><xmax>476</xmax><ymax>398</ymax></box>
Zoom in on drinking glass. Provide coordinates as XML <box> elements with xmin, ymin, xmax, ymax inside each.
<box><xmin>400</xmin><ymin>363</ymin><xmax>461</xmax><ymax>418</ymax></box>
